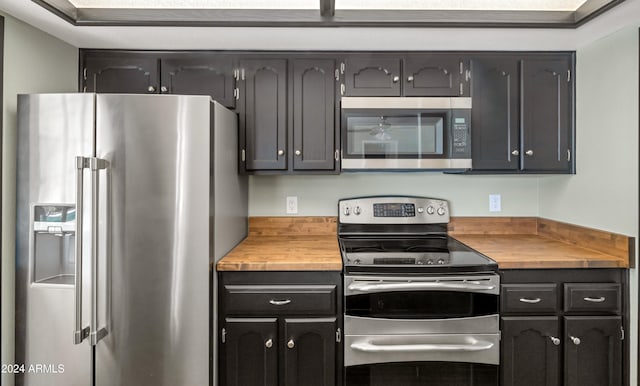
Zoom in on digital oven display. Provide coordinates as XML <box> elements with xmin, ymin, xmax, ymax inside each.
<box><xmin>373</xmin><ymin>203</ymin><xmax>416</xmax><ymax>217</ymax></box>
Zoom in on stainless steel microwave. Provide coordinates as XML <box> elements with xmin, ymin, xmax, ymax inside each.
<box><xmin>340</xmin><ymin>97</ymin><xmax>472</xmax><ymax>171</ymax></box>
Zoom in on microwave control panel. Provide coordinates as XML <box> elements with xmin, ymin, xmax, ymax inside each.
<box><xmin>451</xmin><ymin>113</ymin><xmax>471</xmax><ymax>157</ymax></box>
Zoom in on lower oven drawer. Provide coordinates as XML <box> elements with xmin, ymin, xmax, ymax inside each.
<box><xmin>345</xmin><ymin>333</ymin><xmax>500</xmax><ymax>366</ymax></box>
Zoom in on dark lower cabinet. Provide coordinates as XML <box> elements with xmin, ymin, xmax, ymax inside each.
<box><xmin>501</xmin><ymin>317</ymin><xmax>561</xmax><ymax>386</ymax></box>
<box><xmin>283</xmin><ymin>318</ymin><xmax>336</xmax><ymax>386</ymax></box>
<box><xmin>564</xmin><ymin>316</ymin><xmax>622</xmax><ymax>386</ymax></box>
<box><xmin>500</xmin><ymin>269</ymin><xmax>626</xmax><ymax>386</ymax></box>
<box><xmin>224</xmin><ymin>318</ymin><xmax>278</xmax><ymax>386</ymax></box>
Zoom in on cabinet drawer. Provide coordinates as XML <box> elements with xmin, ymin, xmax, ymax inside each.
<box><xmin>223</xmin><ymin>284</ymin><xmax>336</xmax><ymax>315</ymax></box>
<box><xmin>564</xmin><ymin>283</ymin><xmax>621</xmax><ymax>314</ymax></box>
<box><xmin>501</xmin><ymin>284</ymin><xmax>558</xmax><ymax>314</ymax></box>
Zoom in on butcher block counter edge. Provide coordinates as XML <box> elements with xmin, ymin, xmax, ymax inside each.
<box><xmin>216</xmin><ymin>216</ymin><xmax>634</xmax><ymax>271</ymax></box>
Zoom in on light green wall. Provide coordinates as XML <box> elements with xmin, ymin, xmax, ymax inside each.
<box><xmin>539</xmin><ymin>25</ymin><xmax>639</xmax><ymax>385</ymax></box>
<box><xmin>1</xmin><ymin>12</ymin><xmax>78</xmax><ymax>386</ymax></box>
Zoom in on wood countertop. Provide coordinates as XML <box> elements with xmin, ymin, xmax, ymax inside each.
<box><xmin>216</xmin><ymin>217</ymin><xmax>633</xmax><ymax>271</ymax></box>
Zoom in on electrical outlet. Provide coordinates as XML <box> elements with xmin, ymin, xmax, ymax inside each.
<box><xmin>489</xmin><ymin>194</ymin><xmax>501</xmax><ymax>212</ymax></box>
<box><xmin>286</xmin><ymin>196</ymin><xmax>298</xmax><ymax>214</ymax></box>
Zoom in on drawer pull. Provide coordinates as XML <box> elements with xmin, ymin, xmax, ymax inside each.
<box><xmin>519</xmin><ymin>297</ymin><xmax>542</xmax><ymax>304</ymax></box>
<box><xmin>265</xmin><ymin>338</ymin><xmax>273</xmax><ymax>348</ymax></box>
<box><xmin>584</xmin><ymin>296</ymin><xmax>606</xmax><ymax>303</ymax></box>
<box><xmin>549</xmin><ymin>336</ymin><xmax>560</xmax><ymax>346</ymax></box>
<box><xmin>287</xmin><ymin>339</ymin><xmax>295</xmax><ymax>349</ymax></box>
<box><xmin>269</xmin><ymin>299</ymin><xmax>292</xmax><ymax>306</ymax></box>
<box><xmin>570</xmin><ymin>336</ymin><xmax>581</xmax><ymax>345</ymax></box>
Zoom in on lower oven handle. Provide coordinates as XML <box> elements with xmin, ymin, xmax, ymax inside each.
<box><xmin>348</xmin><ymin>281</ymin><xmax>496</xmax><ymax>292</ymax></box>
<box><xmin>350</xmin><ymin>340</ymin><xmax>494</xmax><ymax>353</ymax></box>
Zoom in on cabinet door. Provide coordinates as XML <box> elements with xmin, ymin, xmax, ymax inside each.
<box><xmin>470</xmin><ymin>57</ymin><xmax>520</xmax><ymax>170</ymax></box>
<box><xmin>565</xmin><ymin>316</ymin><xmax>622</xmax><ymax>386</ymax></box>
<box><xmin>83</xmin><ymin>52</ymin><xmax>159</xmax><ymax>93</ymax></box>
<box><xmin>283</xmin><ymin>318</ymin><xmax>336</xmax><ymax>386</ymax></box>
<box><xmin>501</xmin><ymin>317</ymin><xmax>561</xmax><ymax>386</ymax></box>
<box><xmin>223</xmin><ymin>318</ymin><xmax>278</xmax><ymax>386</ymax></box>
<box><xmin>240</xmin><ymin>59</ymin><xmax>288</xmax><ymax>170</ymax></box>
<box><xmin>404</xmin><ymin>54</ymin><xmax>467</xmax><ymax>96</ymax></box>
<box><xmin>521</xmin><ymin>56</ymin><xmax>573</xmax><ymax>172</ymax></box>
<box><xmin>161</xmin><ymin>54</ymin><xmax>236</xmax><ymax>108</ymax></box>
<box><xmin>343</xmin><ymin>56</ymin><xmax>401</xmax><ymax>96</ymax></box>
<box><xmin>292</xmin><ymin>59</ymin><xmax>336</xmax><ymax>171</ymax></box>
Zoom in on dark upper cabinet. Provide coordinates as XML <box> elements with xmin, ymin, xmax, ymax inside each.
<box><xmin>161</xmin><ymin>54</ymin><xmax>236</xmax><ymax>108</ymax></box>
<box><xmin>223</xmin><ymin>318</ymin><xmax>278</xmax><ymax>386</ymax></box>
<box><xmin>521</xmin><ymin>56</ymin><xmax>573</xmax><ymax>172</ymax></box>
<box><xmin>83</xmin><ymin>52</ymin><xmax>159</xmax><ymax>94</ymax></box>
<box><xmin>81</xmin><ymin>51</ymin><xmax>236</xmax><ymax>108</ymax></box>
<box><xmin>291</xmin><ymin>59</ymin><xmax>337</xmax><ymax>171</ymax></box>
<box><xmin>501</xmin><ymin>317</ymin><xmax>561</xmax><ymax>386</ymax></box>
<box><xmin>239</xmin><ymin>58</ymin><xmax>288</xmax><ymax>171</ymax></box>
<box><xmin>404</xmin><ymin>54</ymin><xmax>469</xmax><ymax>96</ymax></box>
<box><xmin>471</xmin><ymin>56</ymin><xmax>520</xmax><ymax>170</ymax></box>
<box><xmin>564</xmin><ymin>316</ymin><xmax>622</xmax><ymax>386</ymax></box>
<box><xmin>343</xmin><ymin>56</ymin><xmax>401</xmax><ymax>96</ymax></box>
<box><xmin>470</xmin><ymin>53</ymin><xmax>574</xmax><ymax>173</ymax></box>
<box><xmin>283</xmin><ymin>318</ymin><xmax>336</xmax><ymax>386</ymax></box>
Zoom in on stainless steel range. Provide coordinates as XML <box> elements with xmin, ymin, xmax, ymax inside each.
<box><xmin>338</xmin><ymin>196</ymin><xmax>500</xmax><ymax>386</ymax></box>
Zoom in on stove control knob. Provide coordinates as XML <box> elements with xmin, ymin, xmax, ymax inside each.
<box><xmin>437</xmin><ymin>258</ymin><xmax>445</xmax><ymax>265</ymax></box>
<box><xmin>426</xmin><ymin>206</ymin><xmax>435</xmax><ymax>215</ymax></box>
<box><xmin>343</xmin><ymin>206</ymin><xmax>350</xmax><ymax>216</ymax></box>
<box><xmin>437</xmin><ymin>207</ymin><xmax>446</xmax><ymax>216</ymax></box>
<box><xmin>354</xmin><ymin>206</ymin><xmax>362</xmax><ymax>215</ymax></box>
<box><xmin>426</xmin><ymin>260</ymin><xmax>434</xmax><ymax>265</ymax></box>
<box><xmin>354</xmin><ymin>258</ymin><xmax>361</xmax><ymax>264</ymax></box>
<box><xmin>417</xmin><ymin>207</ymin><xmax>424</xmax><ymax>214</ymax></box>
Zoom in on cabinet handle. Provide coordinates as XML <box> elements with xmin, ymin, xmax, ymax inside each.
<box><xmin>519</xmin><ymin>297</ymin><xmax>541</xmax><ymax>304</ymax></box>
<box><xmin>511</xmin><ymin>150</ymin><xmax>520</xmax><ymax>156</ymax></box>
<box><xmin>287</xmin><ymin>339</ymin><xmax>295</xmax><ymax>349</ymax></box>
<box><xmin>525</xmin><ymin>150</ymin><xmax>534</xmax><ymax>156</ymax></box>
<box><xmin>269</xmin><ymin>299</ymin><xmax>291</xmax><ymax>306</ymax></box>
<box><xmin>160</xmin><ymin>86</ymin><xmax>168</xmax><ymax>93</ymax></box>
<box><xmin>295</xmin><ymin>150</ymin><xmax>301</xmax><ymax>156</ymax></box>
<box><xmin>583</xmin><ymin>296</ymin><xmax>606</xmax><ymax>303</ymax></box>
<box><xmin>277</xmin><ymin>149</ymin><xmax>285</xmax><ymax>156</ymax></box>
<box><xmin>147</xmin><ymin>86</ymin><xmax>156</xmax><ymax>93</ymax></box>
<box><xmin>407</xmin><ymin>76</ymin><xmax>414</xmax><ymax>82</ymax></box>
<box><xmin>392</xmin><ymin>76</ymin><xmax>400</xmax><ymax>83</ymax></box>
<box><xmin>570</xmin><ymin>336</ymin><xmax>581</xmax><ymax>345</ymax></box>
<box><xmin>265</xmin><ymin>338</ymin><xmax>273</xmax><ymax>348</ymax></box>
<box><xmin>549</xmin><ymin>336</ymin><xmax>560</xmax><ymax>346</ymax></box>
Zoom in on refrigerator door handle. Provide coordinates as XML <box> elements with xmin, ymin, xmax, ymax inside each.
<box><xmin>90</xmin><ymin>157</ymin><xmax>109</xmax><ymax>346</ymax></box>
<box><xmin>74</xmin><ymin>157</ymin><xmax>90</xmax><ymax>344</ymax></box>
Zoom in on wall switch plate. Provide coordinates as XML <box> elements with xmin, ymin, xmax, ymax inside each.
<box><xmin>286</xmin><ymin>196</ymin><xmax>298</xmax><ymax>214</ymax></box>
<box><xmin>489</xmin><ymin>194</ymin><xmax>501</xmax><ymax>212</ymax></box>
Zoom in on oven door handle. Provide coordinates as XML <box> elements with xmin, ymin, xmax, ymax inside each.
<box><xmin>350</xmin><ymin>340</ymin><xmax>494</xmax><ymax>353</ymax></box>
<box><xmin>347</xmin><ymin>281</ymin><xmax>496</xmax><ymax>292</ymax></box>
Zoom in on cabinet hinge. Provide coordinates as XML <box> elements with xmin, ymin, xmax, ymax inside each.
<box><xmin>459</xmin><ymin>61</ymin><xmax>464</xmax><ymax>75</ymax></box>
<box><xmin>620</xmin><ymin>326</ymin><xmax>625</xmax><ymax>341</ymax></box>
<box><xmin>221</xmin><ymin>328</ymin><xmax>226</xmax><ymax>344</ymax></box>
<box><xmin>233</xmin><ymin>68</ymin><xmax>239</xmax><ymax>81</ymax></box>
<box><xmin>241</xmin><ymin>149</ymin><xmax>246</xmax><ymax>162</ymax></box>
<box><xmin>83</xmin><ymin>67</ymin><xmax>87</xmax><ymax>80</ymax></box>
<box><xmin>340</xmin><ymin>84</ymin><xmax>346</xmax><ymax>96</ymax></box>
<box><xmin>336</xmin><ymin>328</ymin><xmax>341</xmax><ymax>343</ymax></box>
<box><xmin>241</xmin><ymin>68</ymin><xmax>245</xmax><ymax>81</ymax></box>
<box><xmin>334</xmin><ymin>149</ymin><xmax>339</xmax><ymax>161</ymax></box>
<box><xmin>459</xmin><ymin>83</ymin><xmax>464</xmax><ymax>96</ymax></box>
<box><xmin>567</xmin><ymin>149</ymin><xmax>571</xmax><ymax>162</ymax></box>
<box><xmin>83</xmin><ymin>86</ymin><xmax>87</xmax><ymax>93</ymax></box>
<box><xmin>465</xmin><ymin>69</ymin><xmax>471</xmax><ymax>82</ymax></box>
<box><xmin>340</xmin><ymin>62</ymin><xmax>345</xmax><ymax>74</ymax></box>
<box><xmin>567</xmin><ymin>69</ymin><xmax>571</xmax><ymax>82</ymax></box>
<box><xmin>335</xmin><ymin>68</ymin><xmax>340</xmax><ymax>81</ymax></box>
<box><xmin>234</xmin><ymin>88</ymin><xmax>240</xmax><ymax>100</ymax></box>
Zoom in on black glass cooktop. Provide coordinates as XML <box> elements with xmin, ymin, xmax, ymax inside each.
<box><xmin>339</xmin><ymin>236</ymin><xmax>497</xmax><ymax>274</ymax></box>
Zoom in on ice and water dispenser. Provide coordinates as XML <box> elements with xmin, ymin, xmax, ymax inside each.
<box><xmin>32</xmin><ymin>205</ymin><xmax>76</xmax><ymax>285</ymax></box>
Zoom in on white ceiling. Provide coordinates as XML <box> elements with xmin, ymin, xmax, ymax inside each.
<box><xmin>0</xmin><ymin>0</ymin><xmax>638</xmax><ymax>50</ymax></box>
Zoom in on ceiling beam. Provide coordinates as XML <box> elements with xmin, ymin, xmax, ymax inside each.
<box><xmin>320</xmin><ymin>0</ymin><xmax>335</xmax><ymax>17</ymax></box>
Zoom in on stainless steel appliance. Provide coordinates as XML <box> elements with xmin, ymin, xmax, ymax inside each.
<box><xmin>340</xmin><ymin>97</ymin><xmax>472</xmax><ymax>171</ymax></box>
<box><xmin>15</xmin><ymin>93</ymin><xmax>248</xmax><ymax>386</ymax></box>
<box><xmin>338</xmin><ymin>196</ymin><xmax>499</xmax><ymax>386</ymax></box>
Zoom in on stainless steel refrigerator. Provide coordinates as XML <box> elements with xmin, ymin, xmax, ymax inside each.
<box><xmin>15</xmin><ymin>93</ymin><xmax>248</xmax><ymax>386</ymax></box>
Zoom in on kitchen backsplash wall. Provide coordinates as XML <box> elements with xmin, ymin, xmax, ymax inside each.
<box><xmin>249</xmin><ymin>173</ymin><xmax>540</xmax><ymax>216</ymax></box>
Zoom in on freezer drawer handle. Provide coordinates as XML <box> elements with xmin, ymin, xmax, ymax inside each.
<box><xmin>350</xmin><ymin>339</ymin><xmax>494</xmax><ymax>353</ymax></box>
<box><xmin>74</xmin><ymin>156</ymin><xmax>90</xmax><ymax>344</ymax></box>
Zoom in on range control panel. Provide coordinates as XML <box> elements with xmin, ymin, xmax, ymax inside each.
<box><xmin>338</xmin><ymin>196</ymin><xmax>450</xmax><ymax>224</ymax></box>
